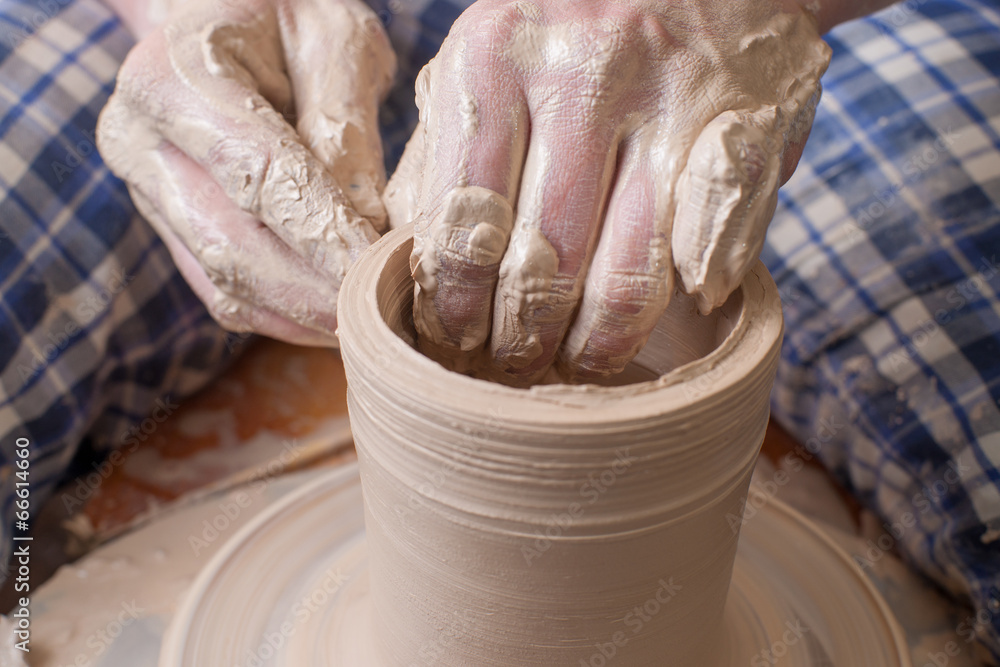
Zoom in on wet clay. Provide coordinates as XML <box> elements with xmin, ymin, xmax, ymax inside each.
<box><xmin>336</xmin><ymin>225</ymin><xmax>784</xmax><ymax>666</ymax></box>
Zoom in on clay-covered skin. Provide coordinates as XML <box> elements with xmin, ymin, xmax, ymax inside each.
<box><xmin>386</xmin><ymin>0</ymin><xmax>831</xmax><ymax>386</ymax></box>
<box><xmin>97</xmin><ymin>0</ymin><xmax>396</xmax><ymax>346</ymax></box>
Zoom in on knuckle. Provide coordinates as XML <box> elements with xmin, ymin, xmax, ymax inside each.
<box><xmin>115</xmin><ymin>30</ymin><xmax>174</xmax><ymax>105</ymax></box>
<box><xmin>456</xmin><ymin>0</ymin><xmax>521</xmax><ymax>36</ymax></box>
<box><xmin>448</xmin><ymin>1</ymin><xmax>524</xmax><ymax>65</ymax></box>
<box><xmin>432</xmin><ymin>222</ymin><xmax>510</xmax><ymax>272</ymax></box>
<box><xmin>517</xmin><ymin>275</ymin><xmax>579</xmax><ymax>322</ymax></box>
<box><xmin>434</xmin><ymin>243</ymin><xmax>501</xmax><ymax>278</ymax></box>
<box><xmin>207</xmin><ymin>292</ymin><xmax>256</xmax><ymax>334</ymax></box>
<box><xmin>342</xmin><ymin>5</ymin><xmax>393</xmax><ymax>68</ymax></box>
<box><xmin>425</xmin><ymin>187</ymin><xmax>515</xmax><ymax>273</ymax></box>
<box><xmin>594</xmin><ymin>271</ymin><xmax>670</xmax><ymax>319</ymax></box>
<box><xmin>95</xmin><ymin>97</ymin><xmax>131</xmax><ymax>170</ymax></box>
<box><xmin>114</xmin><ymin>43</ymin><xmax>153</xmax><ymax>91</ymax></box>
<box><xmin>198</xmin><ymin>240</ymin><xmax>250</xmax><ymax>296</ymax></box>
<box><xmin>463</xmin><ymin>41</ymin><xmax>503</xmax><ymax>76</ymax></box>
<box><xmin>207</xmin><ymin>139</ymin><xmax>274</xmax><ymax>212</ymax></box>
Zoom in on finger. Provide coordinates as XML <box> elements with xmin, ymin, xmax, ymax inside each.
<box><xmin>779</xmin><ymin>87</ymin><xmax>822</xmax><ymax>184</ymax></box>
<box><xmin>280</xmin><ymin>0</ymin><xmax>397</xmax><ymax>232</ymax></box>
<box><xmin>557</xmin><ymin>143</ymin><xmax>673</xmax><ymax>381</ymax></box>
<box><xmin>116</xmin><ymin>19</ymin><xmax>379</xmax><ymax>280</ymax></box>
<box><xmin>672</xmin><ymin>110</ymin><xmax>782</xmax><ymax>315</ymax></box>
<box><xmin>414</xmin><ymin>185</ymin><xmax>515</xmax><ymax>364</ymax></box>
<box><xmin>408</xmin><ymin>48</ymin><xmax>529</xmax><ymax>367</ymax></box>
<box><xmin>185</xmin><ymin>0</ymin><xmax>294</xmax><ymax>116</ymax></box>
<box><xmin>131</xmin><ymin>143</ymin><xmax>345</xmax><ymax>345</ymax></box>
<box><xmin>130</xmin><ymin>187</ymin><xmax>339</xmax><ymax>347</ymax></box>
<box><xmin>488</xmin><ymin>116</ymin><xmax>620</xmax><ymax>386</ymax></box>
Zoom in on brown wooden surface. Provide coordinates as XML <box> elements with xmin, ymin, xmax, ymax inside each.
<box><xmin>81</xmin><ymin>338</ymin><xmax>353</xmax><ymax>537</ymax></box>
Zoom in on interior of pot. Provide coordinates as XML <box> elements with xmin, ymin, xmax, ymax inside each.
<box><xmin>376</xmin><ymin>236</ymin><xmax>746</xmax><ymax>387</ymax></box>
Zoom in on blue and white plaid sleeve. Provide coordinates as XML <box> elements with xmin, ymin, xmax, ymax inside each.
<box><xmin>4</xmin><ymin>0</ymin><xmax>998</xmax><ymax>659</ymax></box>
<box><xmin>762</xmin><ymin>0</ymin><xmax>1000</xmax><ymax>659</ymax></box>
<box><xmin>0</xmin><ymin>0</ymin><xmax>234</xmax><ymax>577</ymax></box>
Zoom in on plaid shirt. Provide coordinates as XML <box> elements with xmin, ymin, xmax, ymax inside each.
<box><xmin>1</xmin><ymin>0</ymin><xmax>999</xmax><ymax>659</ymax></box>
<box><xmin>763</xmin><ymin>0</ymin><xmax>1000</xmax><ymax>657</ymax></box>
<box><xmin>0</xmin><ymin>0</ymin><xmax>235</xmax><ymax>576</ymax></box>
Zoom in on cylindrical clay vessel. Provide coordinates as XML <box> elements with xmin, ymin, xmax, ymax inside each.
<box><xmin>338</xmin><ymin>226</ymin><xmax>783</xmax><ymax>667</ymax></box>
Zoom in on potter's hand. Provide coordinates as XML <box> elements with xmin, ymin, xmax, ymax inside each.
<box><xmin>387</xmin><ymin>0</ymin><xmax>830</xmax><ymax>383</ymax></box>
<box><xmin>97</xmin><ymin>0</ymin><xmax>395</xmax><ymax>346</ymax></box>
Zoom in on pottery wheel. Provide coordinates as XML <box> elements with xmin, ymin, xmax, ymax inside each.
<box><xmin>160</xmin><ymin>462</ymin><xmax>911</xmax><ymax>666</ymax></box>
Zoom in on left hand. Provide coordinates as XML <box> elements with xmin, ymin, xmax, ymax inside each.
<box><xmin>385</xmin><ymin>0</ymin><xmax>831</xmax><ymax>385</ymax></box>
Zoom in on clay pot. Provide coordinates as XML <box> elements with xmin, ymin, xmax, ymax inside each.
<box><xmin>338</xmin><ymin>225</ymin><xmax>783</xmax><ymax>666</ymax></box>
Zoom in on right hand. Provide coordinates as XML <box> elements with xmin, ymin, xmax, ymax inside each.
<box><xmin>97</xmin><ymin>0</ymin><xmax>396</xmax><ymax>346</ymax></box>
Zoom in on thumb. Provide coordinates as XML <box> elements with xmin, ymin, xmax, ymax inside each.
<box><xmin>672</xmin><ymin>110</ymin><xmax>782</xmax><ymax>314</ymax></box>
<box><xmin>279</xmin><ymin>0</ymin><xmax>397</xmax><ymax>232</ymax></box>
